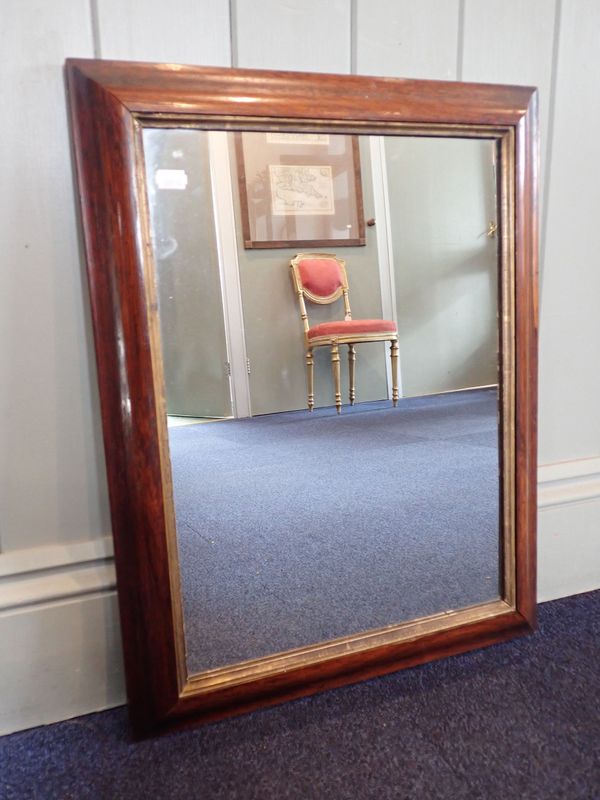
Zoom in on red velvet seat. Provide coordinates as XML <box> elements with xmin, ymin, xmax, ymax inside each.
<box><xmin>290</xmin><ymin>253</ymin><xmax>399</xmax><ymax>413</ymax></box>
<box><xmin>308</xmin><ymin>319</ymin><xmax>397</xmax><ymax>339</ymax></box>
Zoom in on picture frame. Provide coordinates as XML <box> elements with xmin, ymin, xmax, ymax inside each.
<box><xmin>235</xmin><ymin>132</ymin><xmax>366</xmax><ymax>249</ymax></box>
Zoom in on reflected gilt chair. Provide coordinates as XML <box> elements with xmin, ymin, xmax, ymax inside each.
<box><xmin>290</xmin><ymin>253</ymin><xmax>398</xmax><ymax>414</ymax></box>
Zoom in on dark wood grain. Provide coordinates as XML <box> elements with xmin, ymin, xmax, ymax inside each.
<box><xmin>66</xmin><ymin>64</ymin><xmax>184</xmax><ymax>733</ymax></box>
<box><xmin>66</xmin><ymin>59</ymin><xmax>534</xmax><ymax>125</ymax></box>
<box><xmin>65</xmin><ymin>58</ymin><xmax>538</xmax><ymax>738</ymax></box>
<box><xmin>159</xmin><ymin>606</ymin><xmax>531</xmax><ymax>737</ymax></box>
<box><xmin>514</xmin><ymin>92</ymin><xmax>539</xmax><ymax>627</ymax></box>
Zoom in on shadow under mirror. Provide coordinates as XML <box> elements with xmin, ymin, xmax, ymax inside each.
<box><xmin>142</xmin><ymin>128</ymin><xmax>501</xmax><ymax>676</ymax></box>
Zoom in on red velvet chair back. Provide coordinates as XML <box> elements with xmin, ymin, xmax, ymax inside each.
<box><xmin>291</xmin><ymin>254</ymin><xmax>347</xmax><ymax>303</ymax></box>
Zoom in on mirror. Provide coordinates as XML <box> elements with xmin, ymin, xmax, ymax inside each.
<box><xmin>66</xmin><ymin>59</ymin><xmax>538</xmax><ymax>736</ymax></box>
<box><xmin>143</xmin><ymin>128</ymin><xmax>502</xmax><ymax>674</ymax></box>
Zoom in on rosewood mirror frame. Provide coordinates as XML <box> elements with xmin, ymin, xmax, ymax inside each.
<box><xmin>65</xmin><ymin>58</ymin><xmax>538</xmax><ymax>738</ymax></box>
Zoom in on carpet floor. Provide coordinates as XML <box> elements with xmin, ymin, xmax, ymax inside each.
<box><xmin>169</xmin><ymin>388</ymin><xmax>500</xmax><ymax>671</ymax></box>
<box><xmin>2</xmin><ymin>590</ymin><xmax>599</xmax><ymax>799</ymax></box>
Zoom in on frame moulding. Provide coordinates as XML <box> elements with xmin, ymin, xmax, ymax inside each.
<box><xmin>65</xmin><ymin>58</ymin><xmax>538</xmax><ymax>737</ymax></box>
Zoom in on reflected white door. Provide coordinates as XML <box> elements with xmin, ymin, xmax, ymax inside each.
<box><xmin>384</xmin><ymin>137</ymin><xmax>498</xmax><ymax>397</ymax></box>
<box><xmin>143</xmin><ymin>129</ymin><xmax>236</xmax><ymax>419</ymax></box>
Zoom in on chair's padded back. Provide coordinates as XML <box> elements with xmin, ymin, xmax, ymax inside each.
<box><xmin>297</xmin><ymin>257</ymin><xmax>343</xmax><ymax>298</ymax></box>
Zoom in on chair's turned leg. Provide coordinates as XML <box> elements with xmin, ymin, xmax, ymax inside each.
<box><xmin>348</xmin><ymin>344</ymin><xmax>356</xmax><ymax>405</ymax></box>
<box><xmin>390</xmin><ymin>340</ymin><xmax>399</xmax><ymax>407</ymax></box>
<box><xmin>331</xmin><ymin>343</ymin><xmax>342</xmax><ymax>414</ymax></box>
<box><xmin>306</xmin><ymin>349</ymin><xmax>314</xmax><ymax>411</ymax></box>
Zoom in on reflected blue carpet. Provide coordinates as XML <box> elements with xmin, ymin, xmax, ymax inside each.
<box><xmin>168</xmin><ymin>388</ymin><xmax>500</xmax><ymax>672</ymax></box>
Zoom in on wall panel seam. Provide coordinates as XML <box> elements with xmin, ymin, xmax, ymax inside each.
<box><xmin>229</xmin><ymin>0</ymin><xmax>238</xmax><ymax>67</ymax></box>
<box><xmin>456</xmin><ymin>0</ymin><xmax>466</xmax><ymax>81</ymax></box>
<box><xmin>539</xmin><ymin>0</ymin><xmax>562</xmax><ymax>294</ymax></box>
<box><xmin>89</xmin><ymin>0</ymin><xmax>102</xmax><ymax>59</ymax></box>
<box><xmin>350</xmin><ymin>0</ymin><xmax>357</xmax><ymax>74</ymax></box>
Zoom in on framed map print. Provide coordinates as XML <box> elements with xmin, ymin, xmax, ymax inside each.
<box><xmin>235</xmin><ymin>132</ymin><xmax>365</xmax><ymax>249</ymax></box>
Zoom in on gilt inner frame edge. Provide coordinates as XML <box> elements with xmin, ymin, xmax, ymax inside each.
<box><xmin>131</xmin><ymin>114</ymin><xmax>517</xmax><ymax>696</ymax></box>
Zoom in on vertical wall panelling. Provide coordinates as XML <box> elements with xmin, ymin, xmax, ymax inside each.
<box><xmin>539</xmin><ymin>1</ymin><xmax>562</xmax><ymax>281</ymax></box>
<box><xmin>96</xmin><ymin>0</ymin><xmax>231</xmax><ymax>64</ymax></box>
<box><xmin>462</xmin><ymin>0</ymin><xmax>557</xmax><ymax>242</ymax></box>
<box><xmin>355</xmin><ymin>0</ymin><xmax>460</xmax><ymax>79</ymax></box>
<box><xmin>0</xmin><ymin>0</ymin><xmax>121</xmax><ymax>734</ymax></box>
<box><xmin>536</xmin><ymin>0</ymin><xmax>600</xmax><ymax>598</ymax></box>
<box><xmin>462</xmin><ymin>0</ymin><xmax>600</xmax><ymax>594</ymax></box>
<box><xmin>234</xmin><ymin>0</ymin><xmax>351</xmax><ymax>73</ymax></box>
<box><xmin>537</xmin><ymin>0</ymin><xmax>600</xmax><ymax>463</ymax></box>
<box><xmin>538</xmin><ymin>0</ymin><xmax>600</xmax><ymax>599</ymax></box>
<box><xmin>0</xmin><ymin>0</ymin><xmax>109</xmax><ymax>553</ymax></box>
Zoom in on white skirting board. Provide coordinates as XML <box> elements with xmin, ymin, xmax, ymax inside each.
<box><xmin>0</xmin><ymin>538</ymin><xmax>125</xmax><ymax>736</ymax></box>
<box><xmin>1</xmin><ymin>457</ymin><xmax>599</xmax><ymax>735</ymax></box>
<box><xmin>537</xmin><ymin>456</ymin><xmax>600</xmax><ymax>601</ymax></box>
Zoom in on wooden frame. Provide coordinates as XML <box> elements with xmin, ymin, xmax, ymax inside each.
<box><xmin>65</xmin><ymin>58</ymin><xmax>538</xmax><ymax>739</ymax></box>
<box><xmin>235</xmin><ymin>132</ymin><xmax>365</xmax><ymax>248</ymax></box>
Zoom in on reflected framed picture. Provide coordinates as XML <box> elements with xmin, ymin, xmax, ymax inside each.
<box><xmin>235</xmin><ymin>132</ymin><xmax>366</xmax><ymax>249</ymax></box>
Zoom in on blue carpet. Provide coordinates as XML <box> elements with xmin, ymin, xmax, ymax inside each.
<box><xmin>1</xmin><ymin>591</ymin><xmax>599</xmax><ymax>799</ymax></box>
<box><xmin>168</xmin><ymin>389</ymin><xmax>500</xmax><ymax>671</ymax></box>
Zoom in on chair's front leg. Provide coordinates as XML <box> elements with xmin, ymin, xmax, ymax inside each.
<box><xmin>348</xmin><ymin>344</ymin><xmax>356</xmax><ymax>405</ymax></box>
<box><xmin>390</xmin><ymin>340</ymin><xmax>399</xmax><ymax>407</ymax></box>
<box><xmin>331</xmin><ymin>342</ymin><xmax>342</xmax><ymax>414</ymax></box>
<box><xmin>306</xmin><ymin>348</ymin><xmax>314</xmax><ymax>411</ymax></box>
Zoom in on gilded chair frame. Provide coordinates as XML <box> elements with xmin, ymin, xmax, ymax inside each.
<box><xmin>290</xmin><ymin>252</ymin><xmax>399</xmax><ymax>413</ymax></box>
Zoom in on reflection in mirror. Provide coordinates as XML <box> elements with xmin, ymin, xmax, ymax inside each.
<box><xmin>142</xmin><ymin>129</ymin><xmax>501</xmax><ymax>675</ymax></box>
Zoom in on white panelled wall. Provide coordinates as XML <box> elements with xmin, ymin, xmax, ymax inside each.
<box><xmin>1</xmin><ymin>0</ymin><xmax>598</xmax><ymax>734</ymax></box>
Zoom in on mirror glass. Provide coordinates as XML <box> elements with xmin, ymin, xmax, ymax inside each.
<box><xmin>142</xmin><ymin>128</ymin><xmax>501</xmax><ymax>675</ymax></box>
